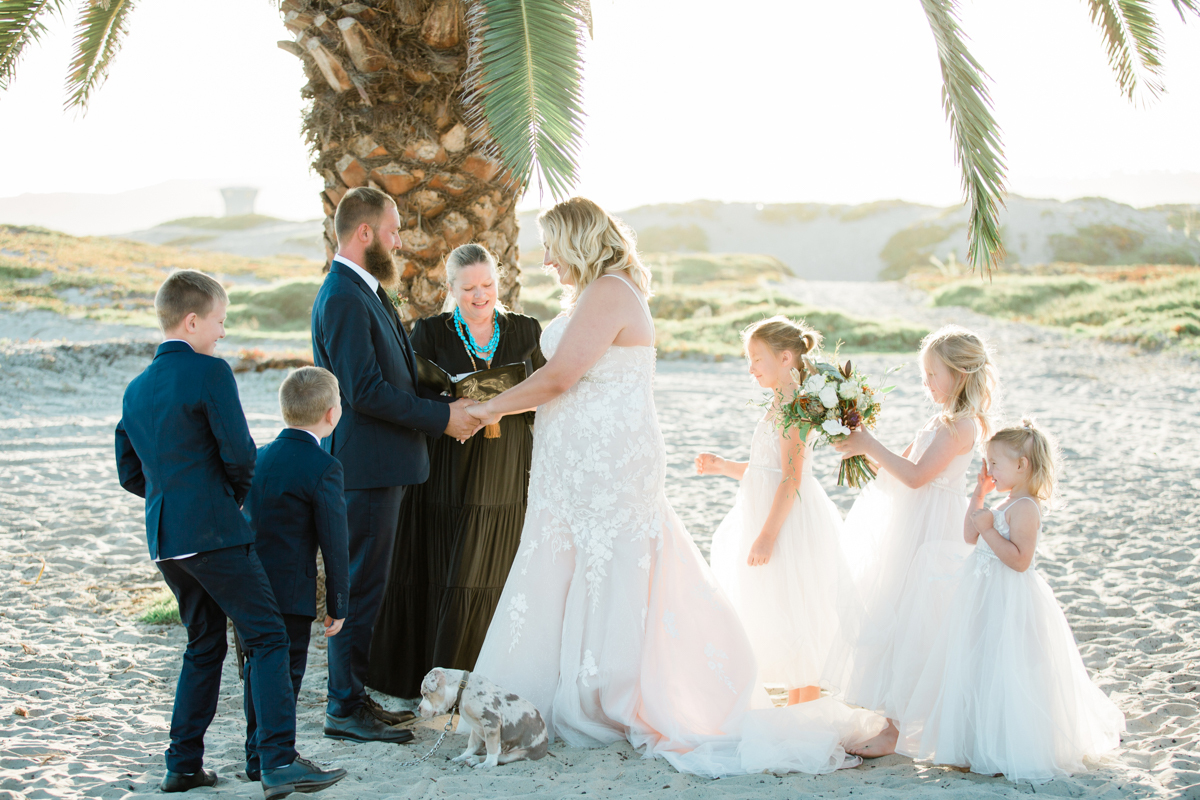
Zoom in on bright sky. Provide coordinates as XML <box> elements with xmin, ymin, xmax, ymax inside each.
<box><xmin>0</xmin><ymin>0</ymin><xmax>1197</xmax><ymax>221</ymax></box>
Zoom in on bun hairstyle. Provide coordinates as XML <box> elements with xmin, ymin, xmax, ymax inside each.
<box><xmin>441</xmin><ymin>243</ymin><xmax>507</xmax><ymax>312</ymax></box>
<box><xmin>742</xmin><ymin>315</ymin><xmax>822</xmax><ymax>375</ymax></box>
<box><xmin>920</xmin><ymin>325</ymin><xmax>998</xmax><ymax>439</ymax></box>
<box><xmin>538</xmin><ymin>197</ymin><xmax>653</xmax><ymax>307</ymax></box>
<box><xmin>989</xmin><ymin>418</ymin><xmax>1060</xmax><ymax>504</ymax></box>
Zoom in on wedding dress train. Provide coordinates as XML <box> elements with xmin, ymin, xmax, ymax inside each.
<box><xmin>473</xmin><ymin>276</ymin><xmax>882</xmax><ymax>777</ymax></box>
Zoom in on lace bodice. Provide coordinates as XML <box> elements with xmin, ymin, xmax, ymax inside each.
<box><xmin>975</xmin><ymin>498</ymin><xmax>1041</xmax><ymax>576</ymax></box>
<box><xmin>748</xmin><ymin>415</ymin><xmax>814</xmax><ymax>475</ymax></box>
<box><xmin>910</xmin><ymin>416</ymin><xmax>978</xmax><ymax>495</ymax></box>
<box><xmin>519</xmin><ymin>280</ymin><xmax>664</xmax><ymax>611</ymax></box>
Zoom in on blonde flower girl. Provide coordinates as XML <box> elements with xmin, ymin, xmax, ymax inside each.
<box><xmin>828</xmin><ymin>325</ymin><xmax>998</xmax><ymax>756</ymax></box>
<box><xmin>698</xmin><ymin>316</ymin><xmax>859</xmax><ymax>707</ymax></box>
<box><xmin>897</xmin><ymin>420</ymin><xmax>1125</xmax><ymax>781</ymax></box>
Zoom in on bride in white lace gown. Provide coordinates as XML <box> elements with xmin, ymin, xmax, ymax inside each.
<box><xmin>466</xmin><ymin>198</ymin><xmax>882</xmax><ymax>777</ymax></box>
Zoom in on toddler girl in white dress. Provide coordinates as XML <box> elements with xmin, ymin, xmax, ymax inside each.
<box><xmin>828</xmin><ymin>325</ymin><xmax>998</xmax><ymax>756</ymax></box>
<box><xmin>698</xmin><ymin>316</ymin><xmax>858</xmax><ymax>707</ymax></box>
<box><xmin>897</xmin><ymin>420</ymin><xmax>1125</xmax><ymax>781</ymax></box>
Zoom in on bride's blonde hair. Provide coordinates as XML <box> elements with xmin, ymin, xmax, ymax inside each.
<box><xmin>538</xmin><ymin>197</ymin><xmax>653</xmax><ymax>307</ymax></box>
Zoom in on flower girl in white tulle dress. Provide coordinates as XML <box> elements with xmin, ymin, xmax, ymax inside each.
<box><xmin>828</xmin><ymin>325</ymin><xmax>998</xmax><ymax>756</ymax></box>
<box><xmin>897</xmin><ymin>420</ymin><xmax>1125</xmax><ymax>781</ymax></box>
<box><xmin>698</xmin><ymin>316</ymin><xmax>858</xmax><ymax>707</ymax></box>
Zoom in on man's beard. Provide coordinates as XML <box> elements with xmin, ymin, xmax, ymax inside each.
<box><xmin>363</xmin><ymin>234</ymin><xmax>398</xmax><ymax>287</ymax></box>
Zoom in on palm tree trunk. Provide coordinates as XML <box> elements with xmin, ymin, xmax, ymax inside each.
<box><xmin>279</xmin><ymin>0</ymin><xmax>522</xmax><ymax>322</ymax></box>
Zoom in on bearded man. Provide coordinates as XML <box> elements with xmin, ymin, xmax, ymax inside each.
<box><xmin>311</xmin><ymin>187</ymin><xmax>480</xmax><ymax>743</ymax></box>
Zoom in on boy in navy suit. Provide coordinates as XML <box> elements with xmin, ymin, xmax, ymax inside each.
<box><xmin>116</xmin><ymin>270</ymin><xmax>344</xmax><ymax>797</ymax></box>
<box><xmin>242</xmin><ymin>367</ymin><xmax>351</xmax><ymax>780</ymax></box>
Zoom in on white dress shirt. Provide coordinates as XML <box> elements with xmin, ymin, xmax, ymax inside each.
<box><xmin>332</xmin><ymin>254</ymin><xmax>379</xmax><ymax>294</ymax></box>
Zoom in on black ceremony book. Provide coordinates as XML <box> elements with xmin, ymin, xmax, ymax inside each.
<box><xmin>416</xmin><ymin>355</ymin><xmax>529</xmax><ymax>402</ymax></box>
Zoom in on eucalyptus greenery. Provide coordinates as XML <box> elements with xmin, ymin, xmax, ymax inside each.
<box><xmin>0</xmin><ymin>0</ymin><xmax>1196</xmax><ymax>275</ymax></box>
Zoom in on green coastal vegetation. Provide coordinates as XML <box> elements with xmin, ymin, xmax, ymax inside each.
<box><xmin>917</xmin><ymin>265</ymin><xmax>1200</xmax><ymax>350</ymax></box>
<box><xmin>2</xmin><ymin>225</ymin><xmax>925</xmax><ymax>358</ymax></box>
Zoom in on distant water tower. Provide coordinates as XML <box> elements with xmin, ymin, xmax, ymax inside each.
<box><xmin>220</xmin><ymin>186</ymin><xmax>258</xmax><ymax>217</ymax></box>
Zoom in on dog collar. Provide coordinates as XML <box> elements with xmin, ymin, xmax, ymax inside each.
<box><xmin>453</xmin><ymin>671</ymin><xmax>470</xmax><ymax>714</ymax></box>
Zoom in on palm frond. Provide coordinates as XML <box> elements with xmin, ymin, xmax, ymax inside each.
<box><xmin>464</xmin><ymin>0</ymin><xmax>587</xmax><ymax>199</ymax></box>
<box><xmin>1084</xmin><ymin>0</ymin><xmax>1165</xmax><ymax>101</ymax></box>
<box><xmin>0</xmin><ymin>0</ymin><xmax>70</xmax><ymax>91</ymax></box>
<box><xmin>1169</xmin><ymin>0</ymin><xmax>1200</xmax><ymax>21</ymax></box>
<box><xmin>64</xmin><ymin>0</ymin><xmax>134</xmax><ymax>112</ymax></box>
<box><xmin>920</xmin><ymin>0</ymin><xmax>1007</xmax><ymax>275</ymax></box>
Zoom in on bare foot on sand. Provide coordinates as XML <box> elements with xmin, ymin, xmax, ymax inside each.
<box><xmin>848</xmin><ymin>719</ymin><xmax>898</xmax><ymax>758</ymax></box>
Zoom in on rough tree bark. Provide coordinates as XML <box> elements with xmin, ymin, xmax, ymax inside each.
<box><xmin>279</xmin><ymin>0</ymin><xmax>522</xmax><ymax>322</ymax></box>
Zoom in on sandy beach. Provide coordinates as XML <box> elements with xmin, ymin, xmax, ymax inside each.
<box><xmin>1</xmin><ymin>280</ymin><xmax>1197</xmax><ymax>799</ymax></box>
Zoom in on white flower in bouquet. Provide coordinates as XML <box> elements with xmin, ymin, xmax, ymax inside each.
<box><xmin>818</xmin><ymin>385</ymin><xmax>840</xmax><ymax>408</ymax></box>
<box><xmin>803</xmin><ymin>374</ymin><xmax>826</xmax><ymax>395</ymax></box>
<box><xmin>825</xmin><ymin>409</ymin><xmax>838</xmax><ymax>421</ymax></box>
<box><xmin>822</xmin><ymin>419</ymin><xmax>852</xmax><ymax>437</ymax></box>
<box><xmin>838</xmin><ymin>380</ymin><xmax>859</xmax><ymax>400</ymax></box>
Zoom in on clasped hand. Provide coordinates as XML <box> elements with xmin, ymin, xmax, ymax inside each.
<box><xmin>832</xmin><ymin>427</ymin><xmax>872</xmax><ymax>458</ymax></box>
<box><xmin>446</xmin><ymin>397</ymin><xmax>484</xmax><ymax>442</ymax></box>
<box><xmin>466</xmin><ymin>401</ymin><xmax>502</xmax><ymax>427</ymax></box>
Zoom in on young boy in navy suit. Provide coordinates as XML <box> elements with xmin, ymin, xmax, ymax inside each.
<box><xmin>243</xmin><ymin>367</ymin><xmax>351</xmax><ymax>781</ymax></box>
<box><xmin>115</xmin><ymin>270</ymin><xmax>344</xmax><ymax>798</ymax></box>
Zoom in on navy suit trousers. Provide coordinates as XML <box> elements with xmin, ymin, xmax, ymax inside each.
<box><xmin>327</xmin><ymin>485</ymin><xmax>405</xmax><ymax>715</ymax></box>
<box><xmin>156</xmin><ymin>545</ymin><xmax>297</xmax><ymax>773</ymax></box>
<box><xmin>244</xmin><ymin>613</ymin><xmax>312</xmax><ymax>771</ymax></box>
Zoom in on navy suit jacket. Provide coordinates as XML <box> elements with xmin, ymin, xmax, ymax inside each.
<box><xmin>311</xmin><ymin>261</ymin><xmax>450</xmax><ymax>490</ymax></box>
<box><xmin>245</xmin><ymin>429</ymin><xmax>351</xmax><ymax>619</ymax></box>
<box><xmin>115</xmin><ymin>341</ymin><xmax>256</xmax><ymax>559</ymax></box>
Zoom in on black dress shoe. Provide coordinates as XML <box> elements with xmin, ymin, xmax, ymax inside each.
<box><xmin>363</xmin><ymin>694</ymin><xmax>416</xmax><ymax>726</ymax></box>
<box><xmin>244</xmin><ymin>765</ymin><xmax>261</xmax><ymax>782</ymax></box>
<box><xmin>160</xmin><ymin>769</ymin><xmax>217</xmax><ymax>792</ymax></box>
<box><xmin>261</xmin><ymin>756</ymin><xmax>346</xmax><ymax>800</ymax></box>
<box><xmin>324</xmin><ymin>706</ymin><xmax>415</xmax><ymax>743</ymax></box>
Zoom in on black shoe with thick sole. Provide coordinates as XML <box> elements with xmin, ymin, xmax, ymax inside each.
<box><xmin>160</xmin><ymin>769</ymin><xmax>217</xmax><ymax>792</ymax></box>
<box><xmin>362</xmin><ymin>694</ymin><xmax>416</xmax><ymax>726</ymax></box>
<box><xmin>260</xmin><ymin>756</ymin><xmax>346</xmax><ymax>800</ymax></box>
<box><xmin>324</xmin><ymin>706</ymin><xmax>415</xmax><ymax>744</ymax></box>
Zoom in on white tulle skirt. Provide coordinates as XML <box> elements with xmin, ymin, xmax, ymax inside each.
<box><xmin>474</xmin><ymin>499</ymin><xmax>885</xmax><ymax>777</ymax></box>
<box><xmin>826</xmin><ymin>472</ymin><xmax>974</xmax><ymax>718</ymax></box>
<box><xmin>896</xmin><ymin>546</ymin><xmax>1126</xmax><ymax>782</ymax></box>
<box><xmin>710</xmin><ymin>464</ymin><xmax>860</xmax><ymax>691</ymax></box>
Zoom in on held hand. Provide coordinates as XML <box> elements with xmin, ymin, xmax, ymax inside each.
<box><xmin>466</xmin><ymin>401</ymin><xmax>502</xmax><ymax>427</ymax></box>
<box><xmin>833</xmin><ymin>427</ymin><xmax>873</xmax><ymax>459</ymax></box>
<box><xmin>747</xmin><ymin>534</ymin><xmax>775</xmax><ymax>567</ymax></box>
<box><xmin>445</xmin><ymin>397</ymin><xmax>483</xmax><ymax>441</ymax></box>
<box><xmin>324</xmin><ymin>615</ymin><xmax>345</xmax><ymax>638</ymax></box>
<box><xmin>695</xmin><ymin>453</ymin><xmax>722</xmax><ymax>476</ymax></box>
<box><xmin>974</xmin><ymin>462</ymin><xmax>996</xmax><ymax>497</ymax></box>
<box><xmin>970</xmin><ymin>508</ymin><xmax>994</xmax><ymax>535</ymax></box>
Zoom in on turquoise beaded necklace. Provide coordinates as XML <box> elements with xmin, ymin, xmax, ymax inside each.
<box><xmin>452</xmin><ymin>306</ymin><xmax>500</xmax><ymax>366</ymax></box>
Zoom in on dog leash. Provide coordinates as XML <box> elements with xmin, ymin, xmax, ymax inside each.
<box><xmin>392</xmin><ymin>671</ymin><xmax>470</xmax><ymax>768</ymax></box>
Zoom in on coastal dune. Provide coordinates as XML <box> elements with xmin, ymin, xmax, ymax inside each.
<box><xmin>1</xmin><ymin>281</ymin><xmax>1196</xmax><ymax>799</ymax></box>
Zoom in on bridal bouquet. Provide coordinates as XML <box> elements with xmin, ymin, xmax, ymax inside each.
<box><xmin>775</xmin><ymin>356</ymin><xmax>892</xmax><ymax>488</ymax></box>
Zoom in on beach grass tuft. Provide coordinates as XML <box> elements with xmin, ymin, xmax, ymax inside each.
<box><xmin>923</xmin><ymin>265</ymin><xmax>1200</xmax><ymax>350</ymax></box>
<box><xmin>138</xmin><ymin>591</ymin><xmax>182</xmax><ymax>625</ymax></box>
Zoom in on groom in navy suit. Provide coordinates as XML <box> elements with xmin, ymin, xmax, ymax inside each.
<box><xmin>312</xmin><ymin>187</ymin><xmax>480</xmax><ymax>743</ymax></box>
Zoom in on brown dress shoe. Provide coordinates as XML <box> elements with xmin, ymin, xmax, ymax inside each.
<box><xmin>363</xmin><ymin>694</ymin><xmax>415</xmax><ymax>726</ymax></box>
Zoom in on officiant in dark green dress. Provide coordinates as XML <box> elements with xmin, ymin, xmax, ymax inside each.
<box><xmin>367</xmin><ymin>243</ymin><xmax>546</xmax><ymax>699</ymax></box>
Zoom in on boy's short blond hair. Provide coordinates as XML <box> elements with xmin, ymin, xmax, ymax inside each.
<box><xmin>279</xmin><ymin>367</ymin><xmax>340</xmax><ymax>428</ymax></box>
<box><xmin>155</xmin><ymin>269</ymin><xmax>228</xmax><ymax>331</ymax></box>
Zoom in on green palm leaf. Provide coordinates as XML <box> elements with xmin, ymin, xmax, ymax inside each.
<box><xmin>464</xmin><ymin>0</ymin><xmax>587</xmax><ymax>199</ymax></box>
<box><xmin>64</xmin><ymin>0</ymin><xmax>135</xmax><ymax>112</ymax></box>
<box><xmin>1169</xmin><ymin>0</ymin><xmax>1200</xmax><ymax>20</ymax></box>
<box><xmin>1084</xmin><ymin>0</ymin><xmax>1165</xmax><ymax>101</ymax></box>
<box><xmin>0</xmin><ymin>0</ymin><xmax>69</xmax><ymax>91</ymax></box>
<box><xmin>920</xmin><ymin>0</ymin><xmax>1007</xmax><ymax>275</ymax></box>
